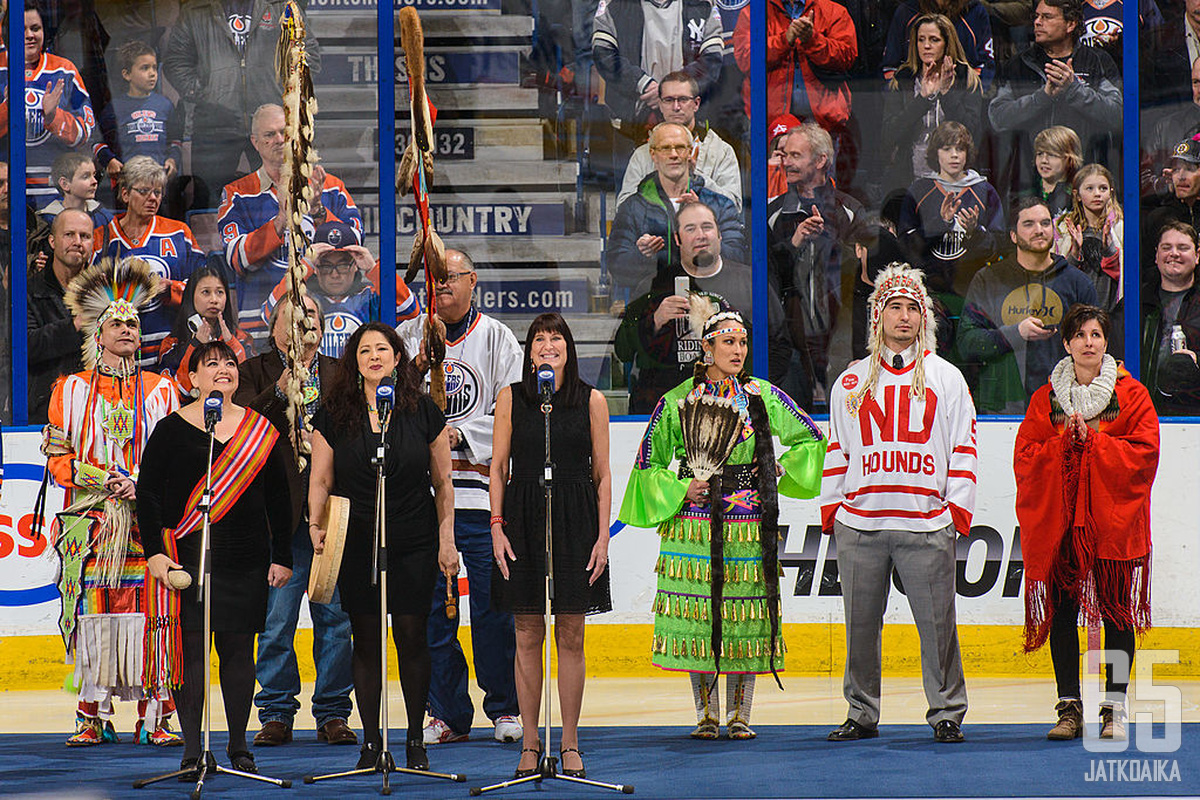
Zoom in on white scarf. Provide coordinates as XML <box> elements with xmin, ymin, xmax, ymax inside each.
<box><xmin>1049</xmin><ymin>353</ymin><xmax>1117</xmax><ymax>420</ymax></box>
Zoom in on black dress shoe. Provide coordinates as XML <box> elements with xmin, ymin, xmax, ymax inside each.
<box><xmin>227</xmin><ymin>749</ymin><xmax>258</xmax><ymax>773</ymax></box>
<box><xmin>406</xmin><ymin>739</ymin><xmax>429</xmax><ymax>770</ymax></box>
<box><xmin>934</xmin><ymin>720</ymin><xmax>965</xmax><ymax>743</ymax></box>
<box><xmin>827</xmin><ymin>719</ymin><xmax>879</xmax><ymax>741</ymax></box>
<box><xmin>177</xmin><ymin>756</ymin><xmax>199</xmax><ymax>781</ymax></box>
<box><xmin>357</xmin><ymin>742</ymin><xmax>381</xmax><ymax>770</ymax></box>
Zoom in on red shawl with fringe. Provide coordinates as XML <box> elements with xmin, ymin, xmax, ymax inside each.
<box><xmin>1013</xmin><ymin>371</ymin><xmax>1159</xmax><ymax>652</ymax></box>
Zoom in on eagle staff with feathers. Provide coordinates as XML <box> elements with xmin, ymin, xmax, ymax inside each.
<box><xmin>618</xmin><ymin>295</ymin><xmax>826</xmax><ymax>741</ymax></box>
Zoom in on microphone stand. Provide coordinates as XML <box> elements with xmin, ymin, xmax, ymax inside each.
<box><xmin>305</xmin><ymin>401</ymin><xmax>465</xmax><ymax>794</ymax></box>
<box><xmin>472</xmin><ymin>383</ymin><xmax>633</xmax><ymax>796</ymax></box>
<box><xmin>135</xmin><ymin>409</ymin><xmax>290</xmax><ymax>796</ymax></box>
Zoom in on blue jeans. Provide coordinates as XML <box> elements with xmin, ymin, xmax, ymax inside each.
<box><xmin>254</xmin><ymin>524</ymin><xmax>354</xmax><ymax>728</ymax></box>
<box><xmin>426</xmin><ymin>509</ymin><xmax>518</xmax><ymax>733</ymax></box>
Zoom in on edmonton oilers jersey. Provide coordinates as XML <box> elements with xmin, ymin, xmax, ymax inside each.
<box><xmin>319</xmin><ymin>288</ymin><xmax>377</xmax><ymax>359</ymax></box>
<box><xmin>94</xmin><ymin>215</ymin><xmax>206</xmax><ymax>365</ymax></box>
<box><xmin>25</xmin><ymin>53</ymin><xmax>95</xmax><ymax>209</ymax></box>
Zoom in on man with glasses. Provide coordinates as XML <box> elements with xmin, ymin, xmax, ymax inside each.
<box><xmin>218</xmin><ymin>104</ymin><xmax>362</xmax><ymax>351</ymax></box>
<box><xmin>396</xmin><ymin>249</ymin><xmax>524</xmax><ymax>748</ymax></box>
<box><xmin>608</xmin><ymin>122</ymin><xmax>746</xmax><ymax>296</ymax></box>
<box><xmin>260</xmin><ymin>221</ymin><xmax>419</xmax><ymax>359</ymax></box>
<box><xmin>616</xmin><ymin>71</ymin><xmax>741</xmax><ymax>211</ymax></box>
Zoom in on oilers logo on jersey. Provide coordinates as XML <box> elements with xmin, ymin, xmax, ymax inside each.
<box><xmin>442</xmin><ymin>359</ymin><xmax>483</xmax><ymax>422</ymax></box>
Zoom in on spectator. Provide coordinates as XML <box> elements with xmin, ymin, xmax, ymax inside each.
<box><xmin>958</xmin><ymin>196</ymin><xmax>1098</xmax><ymax>412</ymax></box>
<box><xmin>27</xmin><ymin>208</ymin><xmax>91</xmax><ymax>423</ymax></box>
<box><xmin>1141</xmin><ymin>58</ymin><xmax>1200</xmax><ymax>197</ymax></box>
<box><xmin>262</xmin><ymin>221</ymin><xmax>419</xmax><ymax>359</ymax></box>
<box><xmin>732</xmin><ymin>0</ymin><xmax>857</xmax><ymax>149</ymax></box>
<box><xmin>93</xmin><ymin>40</ymin><xmax>183</xmax><ymax>187</ymax></box>
<box><xmin>592</xmin><ymin>0</ymin><xmax>724</xmax><ymax>128</ymax></box>
<box><xmin>1140</xmin><ymin>0</ymin><xmax>1198</xmax><ymax>108</ymax></box>
<box><xmin>882</xmin><ymin>0</ymin><xmax>996</xmax><ymax>87</ymax></box>
<box><xmin>36</xmin><ymin>152</ymin><xmax>115</xmax><ymax>230</ymax></box>
<box><xmin>158</xmin><ymin>264</ymin><xmax>254</xmax><ymax>395</ymax></box>
<box><xmin>616</xmin><ymin>201</ymin><xmax>790</xmax><ymax>412</ymax></box>
<box><xmin>981</xmin><ymin>0</ymin><xmax>1034</xmax><ymax>64</ymax></box>
<box><xmin>607</xmin><ymin>122</ymin><xmax>745</xmax><ymax>295</ymax></box>
<box><xmin>1140</xmin><ymin>221</ymin><xmax>1200</xmax><ymax>413</ymax></box>
<box><xmin>898</xmin><ymin>121</ymin><xmax>1003</xmax><ymax>304</ymax></box>
<box><xmin>988</xmin><ymin>0</ymin><xmax>1122</xmax><ymax>195</ymax></box>
<box><xmin>767</xmin><ymin>122</ymin><xmax>866</xmax><ymax>405</ymax></box>
<box><xmin>1033</xmin><ymin>125</ymin><xmax>1082</xmax><ymax>216</ymax></box>
<box><xmin>395</xmin><ymin>249</ymin><xmax>524</xmax><ymax>748</ymax></box>
<box><xmin>218</xmin><ymin>104</ymin><xmax>362</xmax><ymax>351</ymax></box>
<box><xmin>94</xmin><ymin>156</ymin><xmax>206</xmax><ymax>366</ymax></box>
<box><xmin>164</xmin><ymin>0</ymin><xmax>319</xmax><ymax>210</ymax></box>
<box><xmin>1078</xmin><ymin>0</ymin><xmax>1122</xmax><ymax>65</ymax></box>
<box><xmin>1053</xmin><ymin>163</ymin><xmax>1123</xmax><ymax>312</ymax></box>
<box><xmin>617</xmin><ymin>71</ymin><xmax>742</xmax><ymax>211</ymax></box>
<box><xmin>16</xmin><ymin>6</ymin><xmax>96</xmax><ymax>210</ymax></box>
<box><xmin>768</xmin><ymin>114</ymin><xmax>802</xmax><ymax>200</ymax></box>
<box><xmin>1142</xmin><ymin>136</ymin><xmax>1200</xmax><ymax>285</ymax></box>
<box><xmin>882</xmin><ymin>14</ymin><xmax>985</xmax><ymax>195</ymax></box>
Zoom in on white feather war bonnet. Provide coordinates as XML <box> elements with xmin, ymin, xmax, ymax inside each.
<box><xmin>65</xmin><ymin>257</ymin><xmax>162</xmax><ymax>369</ymax></box>
<box><xmin>688</xmin><ymin>293</ymin><xmax>746</xmax><ymax>342</ymax></box>
<box><xmin>864</xmin><ymin>262</ymin><xmax>936</xmax><ymax>398</ymax></box>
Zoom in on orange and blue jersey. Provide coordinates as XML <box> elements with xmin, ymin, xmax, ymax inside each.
<box><xmin>94</xmin><ymin>215</ymin><xmax>206</xmax><ymax>365</ymax></box>
<box><xmin>217</xmin><ymin>168</ymin><xmax>363</xmax><ymax>346</ymax></box>
<box><xmin>23</xmin><ymin>52</ymin><xmax>96</xmax><ymax>209</ymax></box>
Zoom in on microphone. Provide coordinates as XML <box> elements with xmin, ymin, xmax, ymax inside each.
<box><xmin>536</xmin><ymin>365</ymin><xmax>555</xmax><ymax>404</ymax></box>
<box><xmin>203</xmin><ymin>391</ymin><xmax>223</xmax><ymax>432</ymax></box>
<box><xmin>375</xmin><ymin>376</ymin><xmax>395</xmax><ymax>426</ymax></box>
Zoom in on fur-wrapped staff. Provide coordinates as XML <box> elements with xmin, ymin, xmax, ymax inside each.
<box><xmin>618</xmin><ymin>295</ymin><xmax>826</xmax><ymax>741</ymax></box>
<box><xmin>276</xmin><ymin>0</ymin><xmax>322</xmax><ymax>468</ymax></box>
<box><xmin>397</xmin><ymin>6</ymin><xmax>449</xmax><ymax>409</ymax></box>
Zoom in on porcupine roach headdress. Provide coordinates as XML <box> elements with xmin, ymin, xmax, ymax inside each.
<box><xmin>65</xmin><ymin>256</ymin><xmax>161</xmax><ymax>370</ymax></box>
<box><xmin>277</xmin><ymin>0</ymin><xmax>321</xmax><ymax>469</ymax></box>
<box><xmin>686</xmin><ymin>295</ymin><xmax>784</xmax><ymax>688</ymax></box>
<box><xmin>397</xmin><ymin>5</ymin><xmax>449</xmax><ymax>408</ymax></box>
<box><xmin>864</xmin><ymin>262</ymin><xmax>938</xmax><ymax>400</ymax></box>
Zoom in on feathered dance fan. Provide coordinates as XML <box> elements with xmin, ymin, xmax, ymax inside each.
<box><xmin>65</xmin><ymin>257</ymin><xmax>161</xmax><ymax>369</ymax></box>
<box><xmin>678</xmin><ymin>393</ymin><xmax>746</xmax><ymax>482</ymax></box>
<box><xmin>277</xmin><ymin>0</ymin><xmax>321</xmax><ymax>469</ymax></box>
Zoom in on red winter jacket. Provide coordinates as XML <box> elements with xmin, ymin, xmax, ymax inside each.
<box><xmin>733</xmin><ymin>0</ymin><xmax>857</xmax><ymax>131</ymax></box>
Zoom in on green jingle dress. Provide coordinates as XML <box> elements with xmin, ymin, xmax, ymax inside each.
<box><xmin>618</xmin><ymin>376</ymin><xmax>826</xmax><ymax>674</ymax></box>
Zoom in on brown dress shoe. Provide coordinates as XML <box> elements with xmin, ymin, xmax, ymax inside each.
<box><xmin>253</xmin><ymin>720</ymin><xmax>292</xmax><ymax>746</ymax></box>
<box><xmin>318</xmin><ymin>718</ymin><xmax>359</xmax><ymax>745</ymax></box>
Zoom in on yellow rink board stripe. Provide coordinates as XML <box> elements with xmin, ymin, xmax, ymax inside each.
<box><xmin>3</xmin><ymin>624</ymin><xmax>1197</xmax><ymax>690</ymax></box>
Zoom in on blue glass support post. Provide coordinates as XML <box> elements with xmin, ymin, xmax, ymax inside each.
<box><xmin>750</xmin><ymin>0</ymin><xmax>768</xmax><ymax>378</ymax></box>
<box><xmin>10</xmin><ymin>0</ymin><xmax>29</xmax><ymax>424</ymax></box>
<box><xmin>1122</xmin><ymin>1</ymin><xmax>1139</xmax><ymax>376</ymax></box>
<box><xmin>379</xmin><ymin>1</ymin><xmax>398</xmax><ymax>326</ymax></box>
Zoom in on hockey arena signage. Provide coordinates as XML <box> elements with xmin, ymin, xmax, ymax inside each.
<box><xmin>396</xmin><ymin>203</ymin><xmax>565</xmax><ymax>236</ymax></box>
<box><xmin>308</xmin><ymin>0</ymin><xmax>501</xmax><ymax>11</ymax></box>
<box><xmin>394</xmin><ymin>127</ymin><xmax>474</xmax><ymax>161</ymax></box>
<box><xmin>320</xmin><ymin>53</ymin><xmax>518</xmax><ymax>86</ymax></box>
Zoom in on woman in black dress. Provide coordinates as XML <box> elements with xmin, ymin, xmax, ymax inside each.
<box><xmin>490</xmin><ymin>313</ymin><xmax>612</xmax><ymax>779</ymax></box>
<box><xmin>140</xmin><ymin>341</ymin><xmax>295</xmax><ymax>775</ymax></box>
<box><xmin>308</xmin><ymin>322</ymin><xmax>458</xmax><ymax>771</ymax></box>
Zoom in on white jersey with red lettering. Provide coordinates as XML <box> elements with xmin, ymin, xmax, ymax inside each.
<box><xmin>820</xmin><ymin>349</ymin><xmax>977</xmax><ymax>535</ymax></box>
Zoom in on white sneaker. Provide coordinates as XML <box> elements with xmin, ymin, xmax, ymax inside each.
<box><xmin>423</xmin><ymin>717</ymin><xmax>469</xmax><ymax>745</ymax></box>
<box><xmin>493</xmin><ymin>715</ymin><xmax>523</xmax><ymax>743</ymax></box>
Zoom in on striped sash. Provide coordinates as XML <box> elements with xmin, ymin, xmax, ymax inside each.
<box><xmin>143</xmin><ymin>410</ymin><xmax>279</xmax><ymax>689</ymax></box>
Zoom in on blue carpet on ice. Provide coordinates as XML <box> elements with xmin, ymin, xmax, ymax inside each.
<box><xmin>1</xmin><ymin>725</ymin><xmax>1197</xmax><ymax>798</ymax></box>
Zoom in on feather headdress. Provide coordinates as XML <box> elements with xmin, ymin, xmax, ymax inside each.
<box><xmin>65</xmin><ymin>257</ymin><xmax>161</xmax><ymax>369</ymax></box>
<box><xmin>864</xmin><ymin>261</ymin><xmax>937</xmax><ymax>398</ymax></box>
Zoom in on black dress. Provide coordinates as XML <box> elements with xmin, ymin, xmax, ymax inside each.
<box><xmin>492</xmin><ymin>381</ymin><xmax>612</xmax><ymax>615</ymax></box>
<box><xmin>138</xmin><ymin>412</ymin><xmax>294</xmax><ymax>632</ymax></box>
<box><xmin>311</xmin><ymin>395</ymin><xmax>446</xmax><ymax>617</ymax></box>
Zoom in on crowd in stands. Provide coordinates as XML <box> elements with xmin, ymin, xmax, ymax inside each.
<box><xmin>5</xmin><ymin>0</ymin><xmax>1200</xmax><ymax>421</ymax></box>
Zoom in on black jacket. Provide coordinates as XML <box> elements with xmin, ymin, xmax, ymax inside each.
<box><xmin>1140</xmin><ymin>280</ymin><xmax>1200</xmax><ymax>415</ymax></box>
<box><xmin>27</xmin><ymin>266</ymin><xmax>84</xmax><ymax>424</ymax></box>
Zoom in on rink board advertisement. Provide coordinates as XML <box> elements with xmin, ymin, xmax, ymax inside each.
<box><xmin>3</xmin><ymin>421</ymin><xmax>1199</xmax><ymax>638</ymax></box>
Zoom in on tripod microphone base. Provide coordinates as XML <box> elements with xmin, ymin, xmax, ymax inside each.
<box><xmin>470</xmin><ymin>754</ymin><xmax>634</xmax><ymax>795</ymax></box>
<box><xmin>133</xmin><ymin>749</ymin><xmax>291</xmax><ymax>797</ymax></box>
<box><xmin>304</xmin><ymin>748</ymin><xmax>465</xmax><ymax>793</ymax></box>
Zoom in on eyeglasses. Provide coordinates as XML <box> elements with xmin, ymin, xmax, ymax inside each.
<box><xmin>435</xmin><ymin>270</ymin><xmax>474</xmax><ymax>285</ymax></box>
<box><xmin>129</xmin><ymin>186</ymin><xmax>164</xmax><ymax>198</ymax></box>
<box><xmin>660</xmin><ymin>95</ymin><xmax>697</xmax><ymax>107</ymax></box>
<box><xmin>651</xmin><ymin>144</ymin><xmax>692</xmax><ymax>155</ymax></box>
<box><xmin>316</xmin><ymin>262</ymin><xmax>355</xmax><ymax>275</ymax></box>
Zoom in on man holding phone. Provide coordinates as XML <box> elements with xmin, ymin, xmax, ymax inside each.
<box><xmin>615</xmin><ymin>201</ymin><xmax>789</xmax><ymax>412</ymax></box>
<box><xmin>958</xmin><ymin>196</ymin><xmax>1097</xmax><ymax>412</ymax></box>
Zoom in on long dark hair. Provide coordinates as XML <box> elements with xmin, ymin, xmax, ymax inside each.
<box><xmin>167</xmin><ymin>264</ymin><xmax>240</xmax><ymax>347</ymax></box>
<box><xmin>519</xmin><ymin>312</ymin><xmax>589</xmax><ymax>407</ymax></box>
<box><xmin>323</xmin><ymin>321</ymin><xmax>423</xmax><ymax>430</ymax></box>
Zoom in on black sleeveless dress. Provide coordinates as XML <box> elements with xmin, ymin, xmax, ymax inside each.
<box><xmin>492</xmin><ymin>381</ymin><xmax>612</xmax><ymax>615</ymax></box>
